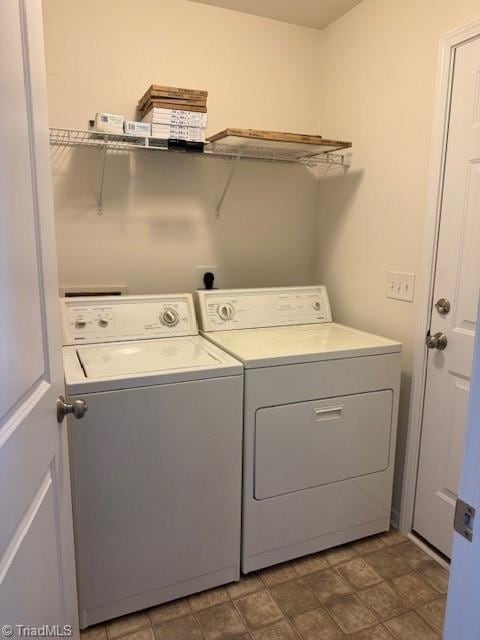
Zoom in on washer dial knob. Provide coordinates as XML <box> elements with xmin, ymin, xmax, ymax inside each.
<box><xmin>217</xmin><ymin>303</ymin><xmax>235</xmax><ymax>321</ymax></box>
<box><xmin>98</xmin><ymin>318</ymin><xmax>109</xmax><ymax>328</ymax></box>
<box><xmin>160</xmin><ymin>308</ymin><xmax>179</xmax><ymax>327</ymax></box>
<box><xmin>312</xmin><ymin>301</ymin><xmax>321</xmax><ymax>311</ymax></box>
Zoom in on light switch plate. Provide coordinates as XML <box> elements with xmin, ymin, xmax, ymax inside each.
<box><xmin>387</xmin><ymin>271</ymin><xmax>415</xmax><ymax>302</ymax></box>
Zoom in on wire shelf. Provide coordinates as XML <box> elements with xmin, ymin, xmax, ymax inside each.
<box><xmin>49</xmin><ymin>128</ymin><xmax>352</xmax><ymax>167</ymax></box>
<box><xmin>49</xmin><ymin>127</ymin><xmax>169</xmax><ymax>151</ymax></box>
<box><xmin>205</xmin><ymin>141</ymin><xmax>351</xmax><ymax>167</ymax></box>
<box><xmin>49</xmin><ymin>128</ymin><xmax>352</xmax><ymax>217</ymax></box>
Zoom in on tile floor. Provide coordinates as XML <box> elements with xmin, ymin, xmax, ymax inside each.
<box><xmin>81</xmin><ymin>530</ymin><xmax>449</xmax><ymax>640</ymax></box>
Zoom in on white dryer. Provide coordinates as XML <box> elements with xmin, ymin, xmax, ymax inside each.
<box><xmin>196</xmin><ymin>286</ymin><xmax>402</xmax><ymax>573</ymax></box>
<box><xmin>61</xmin><ymin>294</ymin><xmax>243</xmax><ymax>627</ymax></box>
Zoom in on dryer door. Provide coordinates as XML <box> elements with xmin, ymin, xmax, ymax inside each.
<box><xmin>254</xmin><ymin>390</ymin><xmax>393</xmax><ymax>499</ymax></box>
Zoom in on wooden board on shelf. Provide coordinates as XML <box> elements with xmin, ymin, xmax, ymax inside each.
<box><xmin>207</xmin><ymin>128</ymin><xmax>327</xmax><ymax>145</ymax></box>
<box><xmin>139</xmin><ymin>101</ymin><xmax>208</xmax><ymax>115</ymax></box>
<box><xmin>145</xmin><ymin>95</ymin><xmax>206</xmax><ymax>105</ymax></box>
<box><xmin>206</xmin><ymin>128</ymin><xmax>351</xmax><ymax>159</ymax></box>
<box><xmin>141</xmin><ymin>84</ymin><xmax>208</xmax><ymax>98</ymax></box>
<box><xmin>138</xmin><ymin>84</ymin><xmax>208</xmax><ymax>110</ymax></box>
<box><xmin>138</xmin><ymin>94</ymin><xmax>207</xmax><ymax>109</ymax></box>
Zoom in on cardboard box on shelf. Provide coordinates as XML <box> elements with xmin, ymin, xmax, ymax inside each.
<box><xmin>143</xmin><ymin>107</ymin><xmax>208</xmax><ymax>127</ymax></box>
<box><xmin>94</xmin><ymin>112</ymin><xmax>124</xmax><ymax>133</ymax></box>
<box><xmin>124</xmin><ymin>120</ymin><xmax>151</xmax><ymax>136</ymax></box>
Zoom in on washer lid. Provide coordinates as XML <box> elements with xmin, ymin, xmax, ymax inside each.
<box><xmin>63</xmin><ymin>335</ymin><xmax>242</xmax><ymax>393</ymax></box>
<box><xmin>203</xmin><ymin>323</ymin><xmax>402</xmax><ymax>368</ymax></box>
<box><xmin>77</xmin><ymin>338</ymin><xmax>221</xmax><ymax>378</ymax></box>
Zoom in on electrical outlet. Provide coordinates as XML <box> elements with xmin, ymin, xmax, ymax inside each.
<box><xmin>386</xmin><ymin>271</ymin><xmax>415</xmax><ymax>302</ymax></box>
<box><xmin>195</xmin><ymin>265</ymin><xmax>220</xmax><ymax>290</ymax></box>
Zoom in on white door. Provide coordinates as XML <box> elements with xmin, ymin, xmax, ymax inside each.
<box><xmin>413</xmin><ymin>34</ymin><xmax>480</xmax><ymax>557</ymax></box>
<box><xmin>444</xmin><ymin>301</ymin><xmax>480</xmax><ymax>639</ymax></box>
<box><xmin>0</xmin><ymin>1</ymin><xmax>78</xmax><ymax>635</ymax></box>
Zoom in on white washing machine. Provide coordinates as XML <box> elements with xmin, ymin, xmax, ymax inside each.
<box><xmin>61</xmin><ymin>294</ymin><xmax>243</xmax><ymax>627</ymax></box>
<box><xmin>196</xmin><ymin>286</ymin><xmax>402</xmax><ymax>573</ymax></box>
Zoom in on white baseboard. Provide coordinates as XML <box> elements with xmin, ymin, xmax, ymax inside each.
<box><xmin>408</xmin><ymin>532</ymin><xmax>450</xmax><ymax>570</ymax></box>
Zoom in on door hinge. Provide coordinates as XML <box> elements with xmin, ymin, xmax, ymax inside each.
<box><xmin>454</xmin><ymin>498</ymin><xmax>475</xmax><ymax>542</ymax></box>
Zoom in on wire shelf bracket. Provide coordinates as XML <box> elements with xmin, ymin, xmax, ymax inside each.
<box><xmin>215</xmin><ymin>154</ymin><xmax>241</xmax><ymax>218</ymax></box>
<box><xmin>97</xmin><ymin>146</ymin><xmax>107</xmax><ymax>215</ymax></box>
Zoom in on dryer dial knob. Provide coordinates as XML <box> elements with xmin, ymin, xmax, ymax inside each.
<box><xmin>161</xmin><ymin>308</ymin><xmax>179</xmax><ymax>327</ymax></box>
<box><xmin>312</xmin><ymin>301</ymin><xmax>321</xmax><ymax>311</ymax></box>
<box><xmin>98</xmin><ymin>319</ymin><xmax>109</xmax><ymax>328</ymax></box>
<box><xmin>217</xmin><ymin>303</ymin><xmax>235</xmax><ymax>321</ymax></box>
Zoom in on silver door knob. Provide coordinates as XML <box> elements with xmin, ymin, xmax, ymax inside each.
<box><xmin>57</xmin><ymin>395</ymin><xmax>88</xmax><ymax>423</ymax></box>
<box><xmin>435</xmin><ymin>298</ymin><xmax>451</xmax><ymax>315</ymax></box>
<box><xmin>426</xmin><ymin>332</ymin><xmax>448</xmax><ymax>350</ymax></box>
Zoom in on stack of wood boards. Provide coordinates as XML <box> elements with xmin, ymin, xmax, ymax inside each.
<box><xmin>138</xmin><ymin>84</ymin><xmax>207</xmax><ymax>114</ymax></box>
<box><xmin>138</xmin><ymin>85</ymin><xmax>208</xmax><ymax>147</ymax></box>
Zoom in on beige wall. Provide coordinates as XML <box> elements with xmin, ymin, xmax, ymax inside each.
<box><xmin>43</xmin><ymin>0</ymin><xmax>480</xmax><ymax>521</ymax></box>
<box><xmin>316</xmin><ymin>0</ymin><xmax>480</xmax><ymax>517</ymax></box>
<box><xmin>43</xmin><ymin>0</ymin><xmax>322</xmax><ymax>293</ymax></box>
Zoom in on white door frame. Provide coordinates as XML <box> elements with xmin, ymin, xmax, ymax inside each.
<box><xmin>399</xmin><ymin>19</ymin><xmax>480</xmax><ymax>535</ymax></box>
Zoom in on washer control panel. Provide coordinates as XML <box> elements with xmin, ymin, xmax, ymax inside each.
<box><xmin>196</xmin><ymin>286</ymin><xmax>332</xmax><ymax>332</ymax></box>
<box><xmin>61</xmin><ymin>294</ymin><xmax>197</xmax><ymax>345</ymax></box>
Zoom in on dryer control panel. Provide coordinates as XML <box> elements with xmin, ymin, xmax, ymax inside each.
<box><xmin>196</xmin><ymin>286</ymin><xmax>332</xmax><ymax>332</ymax></box>
<box><xmin>61</xmin><ymin>294</ymin><xmax>197</xmax><ymax>345</ymax></box>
